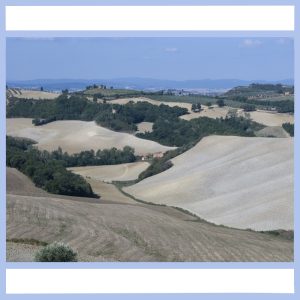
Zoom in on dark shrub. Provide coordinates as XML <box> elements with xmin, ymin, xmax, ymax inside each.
<box><xmin>35</xmin><ymin>242</ymin><xmax>78</xmax><ymax>262</ymax></box>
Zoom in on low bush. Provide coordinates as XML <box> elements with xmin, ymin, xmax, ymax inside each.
<box><xmin>35</xmin><ymin>242</ymin><xmax>78</xmax><ymax>262</ymax></box>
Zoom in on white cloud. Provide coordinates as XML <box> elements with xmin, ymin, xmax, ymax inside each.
<box><xmin>240</xmin><ymin>39</ymin><xmax>262</xmax><ymax>48</ymax></box>
<box><xmin>164</xmin><ymin>47</ymin><xmax>178</xmax><ymax>52</ymax></box>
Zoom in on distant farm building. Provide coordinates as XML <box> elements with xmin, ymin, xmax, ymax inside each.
<box><xmin>141</xmin><ymin>152</ymin><xmax>164</xmax><ymax>161</ymax></box>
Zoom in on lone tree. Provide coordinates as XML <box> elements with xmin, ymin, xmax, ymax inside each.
<box><xmin>191</xmin><ymin>103</ymin><xmax>202</xmax><ymax>112</ymax></box>
<box><xmin>35</xmin><ymin>242</ymin><xmax>78</xmax><ymax>262</ymax></box>
<box><xmin>216</xmin><ymin>99</ymin><xmax>225</xmax><ymax>107</ymax></box>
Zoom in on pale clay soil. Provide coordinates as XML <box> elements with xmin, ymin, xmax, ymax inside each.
<box><xmin>6</xmin><ymin>168</ymin><xmax>293</xmax><ymax>262</ymax></box>
<box><xmin>124</xmin><ymin>135</ymin><xmax>294</xmax><ymax>231</ymax></box>
<box><xmin>136</xmin><ymin>122</ymin><xmax>154</xmax><ymax>133</ymax></box>
<box><xmin>255</xmin><ymin>126</ymin><xmax>290</xmax><ymax>138</ymax></box>
<box><xmin>6</xmin><ymin>118</ymin><xmax>175</xmax><ymax>156</ymax></box>
<box><xmin>68</xmin><ymin>162</ymin><xmax>150</xmax><ymax>183</ymax></box>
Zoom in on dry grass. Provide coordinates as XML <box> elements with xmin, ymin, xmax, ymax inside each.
<box><xmin>7</xmin><ymin>88</ymin><xmax>60</xmax><ymax>100</ymax></box>
<box><xmin>249</xmin><ymin>110</ymin><xmax>294</xmax><ymax>126</ymax></box>
<box><xmin>6</xmin><ymin>168</ymin><xmax>293</xmax><ymax>262</ymax></box>
<box><xmin>125</xmin><ymin>135</ymin><xmax>293</xmax><ymax>231</ymax></box>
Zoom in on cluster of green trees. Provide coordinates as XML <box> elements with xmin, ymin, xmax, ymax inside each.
<box><xmin>138</xmin><ymin>159</ymin><xmax>173</xmax><ymax>181</ymax></box>
<box><xmin>137</xmin><ymin>114</ymin><xmax>262</xmax><ymax>147</ymax></box>
<box><xmin>228</xmin><ymin>96</ymin><xmax>294</xmax><ymax>113</ymax></box>
<box><xmin>282</xmin><ymin>123</ymin><xmax>294</xmax><ymax>137</ymax></box>
<box><xmin>191</xmin><ymin>103</ymin><xmax>202</xmax><ymax>112</ymax></box>
<box><xmin>227</xmin><ymin>83</ymin><xmax>294</xmax><ymax>95</ymax></box>
<box><xmin>216</xmin><ymin>99</ymin><xmax>225</xmax><ymax>107</ymax></box>
<box><xmin>48</xmin><ymin>146</ymin><xmax>136</xmax><ymax>167</ymax></box>
<box><xmin>6</xmin><ymin>136</ymin><xmax>97</xmax><ymax>198</ymax></box>
<box><xmin>138</xmin><ymin>143</ymin><xmax>194</xmax><ymax>181</ymax></box>
<box><xmin>7</xmin><ymin>95</ymin><xmax>188</xmax><ymax>132</ymax></box>
<box><xmin>241</xmin><ymin>104</ymin><xmax>256</xmax><ymax>112</ymax></box>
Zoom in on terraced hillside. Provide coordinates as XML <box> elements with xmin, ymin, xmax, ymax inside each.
<box><xmin>6</xmin><ymin>168</ymin><xmax>293</xmax><ymax>262</ymax></box>
<box><xmin>125</xmin><ymin>136</ymin><xmax>293</xmax><ymax>231</ymax></box>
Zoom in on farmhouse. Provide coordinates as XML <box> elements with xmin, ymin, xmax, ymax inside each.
<box><xmin>141</xmin><ymin>152</ymin><xmax>164</xmax><ymax>161</ymax></box>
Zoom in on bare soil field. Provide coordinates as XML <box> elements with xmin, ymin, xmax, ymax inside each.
<box><xmin>249</xmin><ymin>111</ymin><xmax>294</xmax><ymax>127</ymax></box>
<box><xmin>111</xmin><ymin>98</ymin><xmax>294</xmax><ymax>127</ymax></box>
<box><xmin>68</xmin><ymin>162</ymin><xmax>150</xmax><ymax>183</ymax></box>
<box><xmin>110</xmin><ymin>97</ymin><xmax>193</xmax><ymax>111</ymax></box>
<box><xmin>84</xmin><ymin>178</ymin><xmax>136</xmax><ymax>204</ymax></box>
<box><xmin>6</xmin><ymin>118</ymin><xmax>175</xmax><ymax>155</ymax></box>
<box><xmin>255</xmin><ymin>126</ymin><xmax>290</xmax><ymax>138</ymax></box>
<box><xmin>136</xmin><ymin>122</ymin><xmax>153</xmax><ymax>133</ymax></box>
<box><xmin>6</xmin><ymin>168</ymin><xmax>293</xmax><ymax>262</ymax></box>
<box><xmin>125</xmin><ymin>136</ymin><xmax>293</xmax><ymax>231</ymax></box>
<box><xmin>7</xmin><ymin>88</ymin><xmax>60</xmax><ymax>100</ymax></box>
<box><xmin>180</xmin><ymin>106</ymin><xmax>230</xmax><ymax>120</ymax></box>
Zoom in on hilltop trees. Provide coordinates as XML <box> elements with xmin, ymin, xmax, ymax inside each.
<box><xmin>137</xmin><ymin>114</ymin><xmax>263</xmax><ymax>147</ymax></box>
<box><xmin>7</xmin><ymin>95</ymin><xmax>188</xmax><ymax>133</ymax></box>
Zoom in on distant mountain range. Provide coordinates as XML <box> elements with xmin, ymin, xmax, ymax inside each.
<box><xmin>7</xmin><ymin>78</ymin><xmax>294</xmax><ymax>92</ymax></box>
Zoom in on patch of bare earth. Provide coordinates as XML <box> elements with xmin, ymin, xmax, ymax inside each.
<box><xmin>136</xmin><ymin>122</ymin><xmax>153</xmax><ymax>134</ymax></box>
<box><xmin>7</xmin><ymin>88</ymin><xmax>60</xmax><ymax>100</ymax></box>
<box><xmin>7</xmin><ymin>168</ymin><xmax>293</xmax><ymax>262</ymax></box>
<box><xmin>6</xmin><ymin>118</ymin><xmax>175</xmax><ymax>156</ymax></box>
<box><xmin>256</xmin><ymin>126</ymin><xmax>290</xmax><ymax>138</ymax></box>
<box><xmin>125</xmin><ymin>135</ymin><xmax>293</xmax><ymax>231</ymax></box>
<box><xmin>68</xmin><ymin>162</ymin><xmax>150</xmax><ymax>183</ymax></box>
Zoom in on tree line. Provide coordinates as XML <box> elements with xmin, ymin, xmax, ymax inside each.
<box><xmin>228</xmin><ymin>96</ymin><xmax>294</xmax><ymax>113</ymax></box>
<box><xmin>137</xmin><ymin>113</ymin><xmax>263</xmax><ymax>147</ymax></box>
<box><xmin>6</xmin><ymin>136</ymin><xmax>97</xmax><ymax>198</ymax></box>
<box><xmin>7</xmin><ymin>94</ymin><xmax>188</xmax><ymax>133</ymax></box>
<box><xmin>48</xmin><ymin>146</ymin><xmax>136</xmax><ymax>167</ymax></box>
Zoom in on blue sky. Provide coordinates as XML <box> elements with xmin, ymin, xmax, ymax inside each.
<box><xmin>6</xmin><ymin>37</ymin><xmax>294</xmax><ymax>81</ymax></box>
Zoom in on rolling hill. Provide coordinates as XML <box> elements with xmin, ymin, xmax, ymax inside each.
<box><xmin>6</xmin><ymin>118</ymin><xmax>175</xmax><ymax>155</ymax></box>
<box><xmin>6</xmin><ymin>168</ymin><xmax>293</xmax><ymax>262</ymax></box>
<box><xmin>124</xmin><ymin>135</ymin><xmax>293</xmax><ymax>231</ymax></box>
